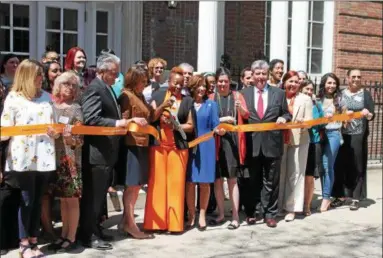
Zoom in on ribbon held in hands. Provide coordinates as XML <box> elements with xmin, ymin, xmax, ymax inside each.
<box><xmin>1</xmin><ymin>112</ymin><xmax>363</xmax><ymax>148</ymax></box>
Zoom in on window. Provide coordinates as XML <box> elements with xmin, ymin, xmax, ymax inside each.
<box><xmin>287</xmin><ymin>1</ymin><xmax>292</xmax><ymax>70</ymax></box>
<box><xmin>0</xmin><ymin>3</ymin><xmax>30</xmax><ymax>60</ymax></box>
<box><xmin>45</xmin><ymin>6</ymin><xmax>80</xmax><ymax>65</ymax></box>
<box><xmin>307</xmin><ymin>1</ymin><xmax>324</xmax><ymax>74</ymax></box>
<box><xmin>264</xmin><ymin>1</ymin><xmax>271</xmax><ymax>61</ymax></box>
<box><xmin>96</xmin><ymin>11</ymin><xmax>109</xmax><ymax>59</ymax></box>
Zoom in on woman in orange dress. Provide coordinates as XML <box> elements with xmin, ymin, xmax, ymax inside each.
<box><xmin>144</xmin><ymin>67</ymin><xmax>195</xmax><ymax>233</ymax></box>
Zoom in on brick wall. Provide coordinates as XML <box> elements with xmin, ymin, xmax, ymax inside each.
<box><xmin>224</xmin><ymin>2</ymin><xmax>265</xmax><ymax>68</ymax></box>
<box><xmin>333</xmin><ymin>1</ymin><xmax>383</xmax><ymax>161</ymax></box>
<box><xmin>333</xmin><ymin>1</ymin><xmax>383</xmax><ymax>82</ymax></box>
<box><xmin>142</xmin><ymin>1</ymin><xmax>199</xmax><ymax>69</ymax></box>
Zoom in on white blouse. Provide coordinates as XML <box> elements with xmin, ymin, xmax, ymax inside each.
<box><xmin>1</xmin><ymin>91</ymin><xmax>56</xmax><ymax>172</ymax></box>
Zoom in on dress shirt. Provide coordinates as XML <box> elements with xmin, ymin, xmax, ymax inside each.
<box><xmin>254</xmin><ymin>84</ymin><xmax>269</xmax><ymax>115</ymax></box>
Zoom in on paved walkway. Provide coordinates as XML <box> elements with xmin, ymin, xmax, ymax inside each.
<box><xmin>4</xmin><ymin>169</ymin><xmax>382</xmax><ymax>258</ymax></box>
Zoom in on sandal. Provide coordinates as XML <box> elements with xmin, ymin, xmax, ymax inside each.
<box><xmin>303</xmin><ymin>208</ymin><xmax>311</xmax><ymax>216</ymax></box>
<box><xmin>208</xmin><ymin>218</ymin><xmax>226</xmax><ymax>227</ymax></box>
<box><xmin>227</xmin><ymin>221</ymin><xmax>240</xmax><ymax>230</ymax></box>
<box><xmin>19</xmin><ymin>243</ymin><xmax>37</xmax><ymax>258</ymax></box>
<box><xmin>47</xmin><ymin>237</ymin><xmax>65</xmax><ymax>251</ymax></box>
<box><xmin>56</xmin><ymin>239</ymin><xmax>77</xmax><ymax>253</ymax></box>
<box><xmin>245</xmin><ymin>217</ymin><xmax>256</xmax><ymax>225</ymax></box>
<box><xmin>29</xmin><ymin>242</ymin><xmax>46</xmax><ymax>258</ymax></box>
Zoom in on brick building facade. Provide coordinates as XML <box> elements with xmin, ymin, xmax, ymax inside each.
<box><xmin>333</xmin><ymin>1</ymin><xmax>382</xmax><ymax>82</ymax></box>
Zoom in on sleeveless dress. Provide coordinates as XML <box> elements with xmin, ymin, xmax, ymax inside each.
<box><xmin>215</xmin><ymin>92</ymin><xmax>241</xmax><ymax>179</ymax></box>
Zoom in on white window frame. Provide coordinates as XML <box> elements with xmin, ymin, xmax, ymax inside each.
<box><xmin>307</xmin><ymin>1</ymin><xmax>325</xmax><ymax>76</ymax></box>
<box><xmin>264</xmin><ymin>1</ymin><xmax>271</xmax><ymax>61</ymax></box>
<box><xmin>0</xmin><ymin>1</ymin><xmax>37</xmax><ymax>58</ymax></box>
<box><xmin>37</xmin><ymin>2</ymin><xmax>85</xmax><ymax>63</ymax></box>
<box><xmin>95</xmin><ymin>3</ymin><xmax>114</xmax><ymax>59</ymax></box>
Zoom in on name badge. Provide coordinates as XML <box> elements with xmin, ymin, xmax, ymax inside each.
<box><xmin>58</xmin><ymin>116</ymin><xmax>70</xmax><ymax>124</ymax></box>
<box><xmin>354</xmin><ymin>96</ymin><xmax>362</xmax><ymax>102</ymax></box>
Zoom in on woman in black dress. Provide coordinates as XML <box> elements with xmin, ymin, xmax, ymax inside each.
<box><xmin>209</xmin><ymin>67</ymin><xmax>249</xmax><ymax>230</ymax></box>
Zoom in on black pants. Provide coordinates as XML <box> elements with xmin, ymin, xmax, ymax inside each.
<box><xmin>242</xmin><ymin>154</ymin><xmax>281</xmax><ymax>219</ymax></box>
<box><xmin>3</xmin><ymin>171</ymin><xmax>52</xmax><ymax>239</ymax></box>
<box><xmin>0</xmin><ymin>184</ymin><xmax>20</xmax><ymax>250</ymax></box>
<box><xmin>79</xmin><ymin>164</ymin><xmax>113</xmax><ymax>242</ymax></box>
<box><xmin>333</xmin><ymin>133</ymin><xmax>368</xmax><ymax>200</ymax></box>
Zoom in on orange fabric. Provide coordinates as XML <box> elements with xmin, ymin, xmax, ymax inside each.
<box><xmin>143</xmin><ymin>145</ymin><xmax>188</xmax><ymax>232</ymax></box>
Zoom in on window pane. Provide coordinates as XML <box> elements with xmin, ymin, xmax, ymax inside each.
<box><xmin>63</xmin><ymin>34</ymin><xmax>77</xmax><ymax>54</ymax></box>
<box><xmin>288</xmin><ymin>1</ymin><xmax>292</xmax><ymax>18</ymax></box>
<box><xmin>265</xmin><ymin>17</ymin><xmax>271</xmax><ymax>44</ymax></box>
<box><xmin>266</xmin><ymin>1</ymin><xmax>271</xmax><ymax>16</ymax></box>
<box><xmin>306</xmin><ymin>49</ymin><xmax>310</xmax><ymax>72</ymax></box>
<box><xmin>46</xmin><ymin>7</ymin><xmax>61</xmax><ymax>30</ymax></box>
<box><xmin>63</xmin><ymin>9</ymin><xmax>78</xmax><ymax>31</ymax></box>
<box><xmin>13</xmin><ymin>5</ymin><xmax>29</xmax><ymax>27</ymax></box>
<box><xmin>287</xmin><ymin>46</ymin><xmax>291</xmax><ymax>71</ymax></box>
<box><xmin>96</xmin><ymin>35</ymin><xmax>108</xmax><ymax>56</ymax></box>
<box><xmin>308</xmin><ymin>1</ymin><xmax>312</xmax><ymax>20</ymax></box>
<box><xmin>312</xmin><ymin>23</ymin><xmax>323</xmax><ymax>48</ymax></box>
<box><xmin>96</xmin><ymin>11</ymin><xmax>108</xmax><ymax>33</ymax></box>
<box><xmin>288</xmin><ymin>19</ymin><xmax>292</xmax><ymax>46</ymax></box>
<box><xmin>0</xmin><ymin>3</ymin><xmax>10</xmax><ymax>26</ymax></box>
<box><xmin>13</xmin><ymin>30</ymin><xmax>29</xmax><ymax>52</ymax></box>
<box><xmin>46</xmin><ymin>32</ymin><xmax>60</xmax><ymax>53</ymax></box>
<box><xmin>310</xmin><ymin>49</ymin><xmax>322</xmax><ymax>74</ymax></box>
<box><xmin>313</xmin><ymin>1</ymin><xmax>324</xmax><ymax>21</ymax></box>
<box><xmin>0</xmin><ymin>29</ymin><xmax>10</xmax><ymax>51</ymax></box>
<box><xmin>307</xmin><ymin>22</ymin><xmax>311</xmax><ymax>47</ymax></box>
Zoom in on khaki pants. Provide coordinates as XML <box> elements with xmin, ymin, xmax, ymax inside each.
<box><xmin>278</xmin><ymin>143</ymin><xmax>310</xmax><ymax>213</ymax></box>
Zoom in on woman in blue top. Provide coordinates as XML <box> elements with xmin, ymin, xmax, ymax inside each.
<box><xmin>301</xmin><ymin>80</ymin><xmax>324</xmax><ymax>216</ymax></box>
<box><xmin>186</xmin><ymin>75</ymin><xmax>225</xmax><ymax>231</ymax></box>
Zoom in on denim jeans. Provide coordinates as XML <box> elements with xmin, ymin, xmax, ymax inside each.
<box><xmin>321</xmin><ymin>130</ymin><xmax>341</xmax><ymax>199</ymax></box>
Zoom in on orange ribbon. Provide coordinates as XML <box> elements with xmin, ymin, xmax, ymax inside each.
<box><xmin>1</xmin><ymin>112</ymin><xmax>362</xmax><ymax>149</ymax></box>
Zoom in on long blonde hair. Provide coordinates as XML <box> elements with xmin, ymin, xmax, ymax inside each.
<box><xmin>11</xmin><ymin>59</ymin><xmax>43</xmax><ymax>100</ymax></box>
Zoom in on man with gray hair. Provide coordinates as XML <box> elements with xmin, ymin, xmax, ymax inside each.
<box><xmin>78</xmin><ymin>53</ymin><xmax>132</xmax><ymax>250</ymax></box>
<box><xmin>179</xmin><ymin>62</ymin><xmax>194</xmax><ymax>96</ymax></box>
<box><xmin>240</xmin><ymin>59</ymin><xmax>291</xmax><ymax>228</ymax></box>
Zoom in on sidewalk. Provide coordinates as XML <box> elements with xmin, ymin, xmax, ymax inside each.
<box><xmin>4</xmin><ymin>168</ymin><xmax>382</xmax><ymax>258</ymax></box>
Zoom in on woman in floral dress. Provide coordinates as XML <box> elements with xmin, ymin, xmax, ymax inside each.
<box><xmin>48</xmin><ymin>71</ymin><xmax>83</xmax><ymax>253</ymax></box>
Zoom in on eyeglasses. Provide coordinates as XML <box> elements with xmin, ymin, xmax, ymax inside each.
<box><xmin>63</xmin><ymin>82</ymin><xmax>77</xmax><ymax>87</ymax></box>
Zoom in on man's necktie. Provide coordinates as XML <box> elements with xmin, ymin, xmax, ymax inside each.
<box><xmin>257</xmin><ymin>89</ymin><xmax>264</xmax><ymax>119</ymax></box>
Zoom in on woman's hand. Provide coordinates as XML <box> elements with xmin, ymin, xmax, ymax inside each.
<box><xmin>346</xmin><ymin>110</ymin><xmax>354</xmax><ymax>115</ymax></box>
<box><xmin>324</xmin><ymin>112</ymin><xmax>333</xmax><ymax>119</ymax></box>
<box><xmin>47</xmin><ymin>126</ymin><xmax>60</xmax><ymax>139</ymax></box>
<box><xmin>161</xmin><ymin>99</ymin><xmax>174</xmax><ymax>109</ymax></box>
<box><xmin>131</xmin><ymin>117</ymin><xmax>148</xmax><ymax>126</ymax></box>
<box><xmin>214</xmin><ymin>127</ymin><xmax>226</xmax><ymax>136</ymax></box>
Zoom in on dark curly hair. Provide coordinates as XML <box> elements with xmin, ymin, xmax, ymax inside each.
<box><xmin>318</xmin><ymin>73</ymin><xmax>342</xmax><ymax>111</ymax></box>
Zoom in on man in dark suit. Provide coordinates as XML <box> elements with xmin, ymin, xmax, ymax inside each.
<box><xmin>241</xmin><ymin>60</ymin><xmax>291</xmax><ymax>228</ymax></box>
<box><xmin>78</xmin><ymin>53</ymin><xmax>129</xmax><ymax>250</ymax></box>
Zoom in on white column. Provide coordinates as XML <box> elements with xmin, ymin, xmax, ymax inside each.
<box><xmin>322</xmin><ymin>1</ymin><xmax>335</xmax><ymax>73</ymax></box>
<box><xmin>197</xmin><ymin>1</ymin><xmax>225</xmax><ymax>73</ymax></box>
<box><xmin>290</xmin><ymin>1</ymin><xmax>309</xmax><ymax>71</ymax></box>
<box><xmin>84</xmin><ymin>2</ymin><xmax>97</xmax><ymax>65</ymax></box>
<box><xmin>269</xmin><ymin>1</ymin><xmax>289</xmax><ymax>67</ymax></box>
<box><xmin>121</xmin><ymin>1</ymin><xmax>143</xmax><ymax>72</ymax></box>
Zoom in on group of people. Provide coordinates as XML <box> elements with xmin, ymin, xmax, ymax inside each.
<box><xmin>0</xmin><ymin>48</ymin><xmax>375</xmax><ymax>257</ymax></box>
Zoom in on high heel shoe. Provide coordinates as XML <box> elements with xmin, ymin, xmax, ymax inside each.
<box><xmin>19</xmin><ymin>244</ymin><xmax>36</xmax><ymax>258</ymax></box>
<box><xmin>56</xmin><ymin>239</ymin><xmax>77</xmax><ymax>253</ymax></box>
<box><xmin>319</xmin><ymin>199</ymin><xmax>331</xmax><ymax>212</ymax></box>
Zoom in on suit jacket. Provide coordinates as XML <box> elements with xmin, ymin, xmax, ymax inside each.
<box><xmin>288</xmin><ymin>93</ymin><xmax>313</xmax><ymax>146</ymax></box>
<box><xmin>81</xmin><ymin>77</ymin><xmax>121</xmax><ymax>166</ymax></box>
<box><xmin>241</xmin><ymin>85</ymin><xmax>292</xmax><ymax>158</ymax></box>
